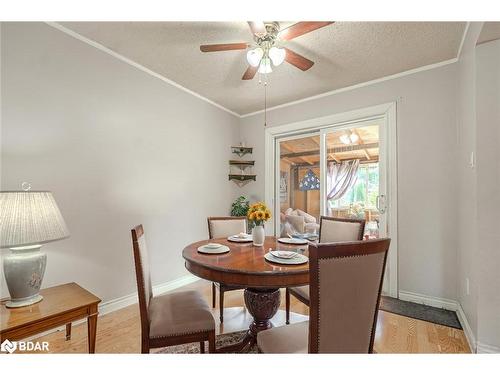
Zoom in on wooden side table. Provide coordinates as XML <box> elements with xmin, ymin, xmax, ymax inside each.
<box><xmin>0</xmin><ymin>282</ymin><xmax>101</xmax><ymax>353</ymax></box>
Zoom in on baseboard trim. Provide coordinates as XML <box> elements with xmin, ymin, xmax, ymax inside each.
<box><xmin>399</xmin><ymin>290</ymin><xmax>477</xmax><ymax>353</ymax></box>
<box><xmin>398</xmin><ymin>290</ymin><xmax>458</xmax><ymax>311</ymax></box>
<box><xmin>24</xmin><ymin>274</ymin><xmax>199</xmax><ymax>341</ymax></box>
<box><xmin>477</xmin><ymin>342</ymin><xmax>500</xmax><ymax>354</ymax></box>
<box><xmin>456</xmin><ymin>303</ymin><xmax>477</xmax><ymax>353</ymax></box>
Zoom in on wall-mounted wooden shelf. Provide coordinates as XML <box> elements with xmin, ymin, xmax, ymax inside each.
<box><xmin>231</xmin><ymin>146</ymin><xmax>253</xmax><ymax>157</ymax></box>
<box><xmin>230</xmin><ymin>145</ymin><xmax>255</xmax><ymax>185</ymax></box>
<box><xmin>229</xmin><ymin>174</ymin><xmax>256</xmax><ymax>182</ymax></box>
<box><xmin>229</xmin><ymin>160</ymin><xmax>255</xmax><ymax>171</ymax></box>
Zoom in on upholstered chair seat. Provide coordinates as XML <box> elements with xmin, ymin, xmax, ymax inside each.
<box><xmin>148</xmin><ymin>290</ymin><xmax>215</xmax><ymax>339</ymax></box>
<box><xmin>257</xmin><ymin>321</ymin><xmax>309</xmax><ymax>353</ymax></box>
<box><xmin>285</xmin><ymin>216</ymin><xmax>366</xmax><ymax>324</ymax></box>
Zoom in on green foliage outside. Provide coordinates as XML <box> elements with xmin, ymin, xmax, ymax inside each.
<box><xmin>330</xmin><ymin>163</ymin><xmax>379</xmax><ymax>211</ymax></box>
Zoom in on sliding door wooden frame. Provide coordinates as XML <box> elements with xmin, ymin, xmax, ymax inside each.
<box><xmin>265</xmin><ymin>102</ymin><xmax>398</xmax><ymax>297</ymax></box>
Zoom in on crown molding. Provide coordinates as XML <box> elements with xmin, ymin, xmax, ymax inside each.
<box><xmin>240</xmin><ymin>57</ymin><xmax>458</xmax><ymax>118</ymax></box>
<box><xmin>457</xmin><ymin>22</ymin><xmax>471</xmax><ymax>58</ymax></box>
<box><xmin>45</xmin><ymin>22</ymin><xmax>240</xmax><ymax>118</ymax></box>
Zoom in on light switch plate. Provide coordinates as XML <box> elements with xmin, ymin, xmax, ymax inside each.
<box><xmin>469</xmin><ymin>151</ymin><xmax>474</xmax><ymax>168</ymax></box>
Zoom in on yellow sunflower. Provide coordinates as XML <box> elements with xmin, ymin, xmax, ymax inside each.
<box><xmin>256</xmin><ymin>211</ymin><xmax>265</xmax><ymax>221</ymax></box>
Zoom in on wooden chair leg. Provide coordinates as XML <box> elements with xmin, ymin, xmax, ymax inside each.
<box><xmin>212</xmin><ymin>283</ymin><xmax>216</xmax><ymax>308</ymax></box>
<box><xmin>219</xmin><ymin>288</ymin><xmax>224</xmax><ymax>323</ymax></box>
<box><xmin>141</xmin><ymin>340</ymin><xmax>150</xmax><ymax>354</ymax></box>
<box><xmin>65</xmin><ymin>322</ymin><xmax>72</xmax><ymax>341</ymax></box>
<box><xmin>285</xmin><ymin>288</ymin><xmax>290</xmax><ymax>324</ymax></box>
<box><xmin>200</xmin><ymin>341</ymin><xmax>205</xmax><ymax>353</ymax></box>
<box><xmin>208</xmin><ymin>331</ymin><xmax>216</xmax><ymax>353</ymax></box>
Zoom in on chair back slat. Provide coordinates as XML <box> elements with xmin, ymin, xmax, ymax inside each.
<box><xmin>308</xmin><ymin>238</ymin><xmax>390</xmax><ymax>353</ymax></box>
<box><xmin>207</xmin><ymin>216</ymin><xmax>247</xmax><ymax>239</ymax></box>
<box><xmin>131</xmin><ymin>224</ymin><xmax>153</xmax><ymax>339</ymax></box>
<box><xmin>319</xmin><ymin>216</ymin><xmax>366</xmax><ymax>243</ymax></box>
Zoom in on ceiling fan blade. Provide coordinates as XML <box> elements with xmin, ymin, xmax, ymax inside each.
<box><xmin>200</xmin><ymin>43</ymin><xmax>248</xmax><ymax>52</ymax></box>
<box><xmin>248</xmin><ymin>21</ymin><xmax>266</xmax><ymax>36</ymax></box>
<box><xmin>284</xmin><ymin>48</ymin><xmax>314</xmax><ymax>71</ymax></box>
<box><xmin>279</xmin><ymin>22</ymin><xmax>334</xmax><ymax>41</ymax></box>
<box><xmin>242</xmin><ymin>65</ymin><xmax>258</xmax><ymax>80</ymax></box>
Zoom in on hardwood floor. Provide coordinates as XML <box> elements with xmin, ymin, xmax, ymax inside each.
<box><xmin>31</xmin><ymin>280</ymin><xmax>470</xmax><ymax>354</ymax></box>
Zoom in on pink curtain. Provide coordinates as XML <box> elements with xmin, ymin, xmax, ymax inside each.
<box><xmin>326</xmin><ymin>160</ymin><xmax>360</xmax><ymax>201</ymax></box>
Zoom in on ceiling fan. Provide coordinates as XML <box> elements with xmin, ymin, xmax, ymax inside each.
<box><xmin>200</xmin><ymin>21</ymin><xmax>334</xmax><ymax>80</ymax></box>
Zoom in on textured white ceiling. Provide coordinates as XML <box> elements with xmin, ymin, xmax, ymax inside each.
<box><xmin>477</xmin><ymin>22</ymin><xmax>500</xmax><ymax>45</ymax></box>
<box><xmin>61</xmin><ymin>22</ymin><xmax>466</xmax><ymax>115</ymax></box>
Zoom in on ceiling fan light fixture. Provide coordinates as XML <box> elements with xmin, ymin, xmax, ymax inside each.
<box><xmin>340</xmin><ymin>134</ymin><xmax>351</xmax><ymax>145</ymax></box>
<box><xmin>246</xmin><ymin>48</ymin><xmax>264</xmax><ymax>67</ymax></box>
<box><xmin>269</xmin><ymin>47</ymin><xmax>286</xmax><ymax>66</ymax></box>
<box><xmin>258</xmin><ymin>57</ymin><xmax>273</xmax><ymax>74</ymax></box>
<box><xmin>349</xmin><ymin>132</ymin><xmax>359</xmax><ymax>143</ymax></box>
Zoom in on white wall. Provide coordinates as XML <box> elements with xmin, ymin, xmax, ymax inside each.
<box><xmin>455</xmin><ymin>23</ymin><xmax>483</xmax><ymax>348</ymax></box>
<box><xmin>455</xmin><ymin>23</ymin><xmax>500</xmax><ymax>352</ymax></box>
<box><xmin>0</xmin><ymin>22</ymin><xmax>240</xmax><ymax>302</ymax></box>
<box><xmin>239</xmin><ymin>64</ymin><xmax>459</xmax><ymax>300</ymax></box>
<box><xmin>475</xmin><ymin>39</ymin><xmax>500</xmax><ymax>351</ymax></box>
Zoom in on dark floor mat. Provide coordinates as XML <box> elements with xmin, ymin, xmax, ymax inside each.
<box><xmin>379</xmin><ymin>296</ymin><xmax>462</xmax><ymax>329</ymax></box>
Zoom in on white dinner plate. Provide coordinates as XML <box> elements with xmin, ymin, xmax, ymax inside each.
<box><xmin>264</xmin><ymin>252</ymin><xmax>308</xmax><ymax>265</ymax></box>
<box><xmin>292</xmin><ymin>233</ymin><xmax>318</xmax><ymax>240</ymax></box>
<box><xmin>197</xmin><ymin>245</ymin><xmax>230</xmax><ymax>254</ymax></box>
<box><xmin>205</xmin><ymin>242</ymin><xmax>222</xmax><ymax>249</ymax></box>
<box><xmin>270</xmin><ymin>250</ymin><xmax>299</xmax><ymax>259</ymax></box>
<box><xmin>227</xmin><ymin>235</ymin><xmax>253</xmax><ymax>243</ymax></box>
<box><xmin>277</xmin><ymin>237</ymin><xmax>308</xmax><ymax>245</ymax></box>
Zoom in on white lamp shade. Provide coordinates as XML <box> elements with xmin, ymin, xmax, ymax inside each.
<box><xmin>258</xmin><ymin>57</ymin><xmax>273</xmax><ymax>74</ymax></box>
<box><xmin>269</xmin><ymin>47</ymin><xmax>286</xmax><ymax>66</ymax></box>
<box><xmin>0</xmin><ymin>191</ymin><xmax>70</xmax><ymax>248</ymax></box>
<box><xmin>246</xmin><ymin>48</ymin><xmax>264</xmax><ymax>67</ymax></box>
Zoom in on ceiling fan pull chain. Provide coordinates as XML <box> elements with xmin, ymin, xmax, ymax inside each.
<box><xmin>264</xmin><ymin>77</ymin><xmax>267</xmax><ymax>127</ymax></box>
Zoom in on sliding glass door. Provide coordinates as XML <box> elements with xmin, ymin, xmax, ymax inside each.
<box><xmin>275</xmin><ymin>132</ymin><xmax>321</xmax><ymax>238</ymax></box>
<box><xmin>320</xmin><ymin>118</ymin><xmax>390</xmax><ymax>293</ymax></box>
<box><xmin>274</xmin><ymin>117</ymin><xmax>391</xmax><ymax>294</ymax></box>
<box><xmin>320</xmin><ymin>119</ymin><xmax>386</xmax><ymax>241</ymax></box>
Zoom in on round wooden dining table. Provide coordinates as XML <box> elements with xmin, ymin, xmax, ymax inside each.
<box><xmin>182</xmin><ymin>236</ymin><xmax>309</xmax><ymax>352</ymax></box>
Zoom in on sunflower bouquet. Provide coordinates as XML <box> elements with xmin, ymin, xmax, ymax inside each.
<box><xmin>247</xmin><ymin>202</ymin><xmax>272</xmax><ymax>227</ymax></box>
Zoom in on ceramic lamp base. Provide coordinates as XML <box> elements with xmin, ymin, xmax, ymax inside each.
<box><xmin>6</xmin><ymin>294</ymin><xmax>44</xmax><ymax>308</ymax></box>
<box><xmin>3</xmin><ymin>244</ymin><xmax>46</xmax><ymax>309</ymax></box>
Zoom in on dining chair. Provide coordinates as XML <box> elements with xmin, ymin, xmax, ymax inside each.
<box><xmin>131</xmin><ymin>224</ymin><xmax>216</xmax><ymax>353</ymax></box>
<box><xmin>207</xmin><ymin>216</ymin><xmax>247</xmax><ymax>323</ymax></box>
<box><xmin>285</xmin><ymin>216</ymin><xmax>366</xmax><ymax>324</ymax></box>
<box><xmin>258</xmin><ymin>238</ymin><xmax>390</xmax><ymax>353</ymax></box>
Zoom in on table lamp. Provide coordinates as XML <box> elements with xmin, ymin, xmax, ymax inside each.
<box><xmin>0</xmin><ymin>188</ymin><xmax>69</xmax><ymax>308</ymax></box>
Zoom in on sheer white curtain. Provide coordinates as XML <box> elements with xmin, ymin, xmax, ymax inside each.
<box><xmin>326</xmin><ymin>159</ymin><xmax>360</xmax><ymax>201</ymax></box>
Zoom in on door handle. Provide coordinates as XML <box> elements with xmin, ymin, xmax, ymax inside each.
<box><xmin>376</xmin><ymin>195</ymin><xmax>387</xmax><ymax>214</ymax></box>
